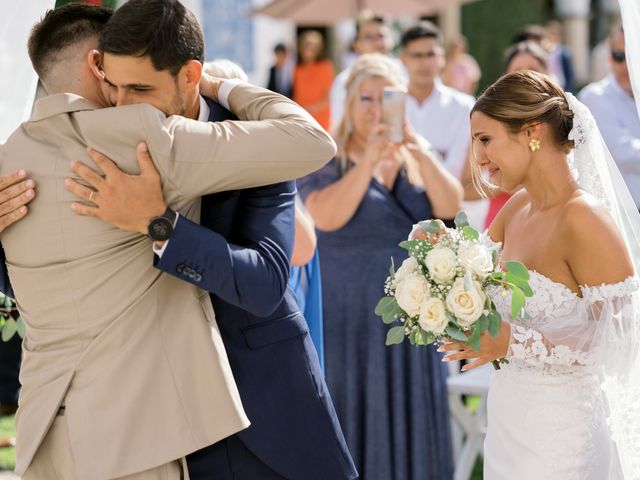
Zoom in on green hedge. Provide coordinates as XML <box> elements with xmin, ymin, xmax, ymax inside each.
<box><xmin>55</xmin><ymin>0</ymin><xmax>118</xmax><ymax>8</ymax></box>
<box><xmin>462</xmin><ymin>0</ymin><xmax>551</xmax><ymax>95</ymax></box>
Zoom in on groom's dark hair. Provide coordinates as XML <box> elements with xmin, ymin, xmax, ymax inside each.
<box><xmin>98</xmin><ymin>0</ymin><xmax>205</xmax><ymax>77</ymax></box>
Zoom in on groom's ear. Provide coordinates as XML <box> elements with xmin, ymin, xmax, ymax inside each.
<box><xmin>177</xmin><ymin>60</ymin><xmax>203</xmax><ymax>93</ymax></box>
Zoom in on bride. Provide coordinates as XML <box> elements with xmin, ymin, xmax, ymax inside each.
<box><xmin>438</xmin><ymin>69</ymin><xmax>640</xmax><ymax>479</ymax></box>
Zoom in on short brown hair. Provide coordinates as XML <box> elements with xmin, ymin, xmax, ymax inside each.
<box><xmin>28</xmin><ymin>3</ymin><xmax>112</xmax><ymax>80</ymax></box>
<box><xmin>98</xmin><ymin>0</ymin><xmax>204</xmax><ymax>76</ymax></box>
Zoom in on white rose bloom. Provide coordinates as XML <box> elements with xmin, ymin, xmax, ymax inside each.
<box><xmin>445</xmin><ymin>277</ymin><xmax>486</xmax><ymax>327</ymax></box>
<box><xmin>394</xmin><ymin>273</ymin><xmax>430</xmax><ymax>317</ymax></box>
<box><xmin>394</xmin><ymin>257</ymin><xmax>420</xmax><ymax>284</ymax></box>
<box><xmin>418</xmin><ymin>297</ymin><xmax>448</xmax><ymax>336</ymax></box>
<box><xmin>425</xmin><ymin>247</ymin><xmax>458</xmax><ymax>284</ymax></box>
<box><xmin>457</xmin><ymin>241</ymin><xmax>494</xmax><ymax>280</ymax></box>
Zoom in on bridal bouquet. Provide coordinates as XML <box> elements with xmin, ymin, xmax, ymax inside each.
<box><xmin>375</xmin><ymin>212</ymin><xmax>532</xmax><ymax>351</ymax></box>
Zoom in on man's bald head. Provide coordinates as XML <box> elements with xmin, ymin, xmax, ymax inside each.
<box><xmin>27</xmin><ymin>3</ymin><xmax>112</xmax><ymax>94</ymax></box>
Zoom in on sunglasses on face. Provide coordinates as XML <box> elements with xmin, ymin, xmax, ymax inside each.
<box><xmin>611</xmin><ymin>50</ymin><xmax>626</xmax><ymax>63</ymax></box>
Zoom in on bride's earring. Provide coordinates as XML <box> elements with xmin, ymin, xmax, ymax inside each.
<box><xmin>528</xmin><ymin>138</ymin><xmax>541</xmax><ymax>152</ymax></box>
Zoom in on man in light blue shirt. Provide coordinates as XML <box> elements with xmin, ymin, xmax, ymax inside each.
<box><xmin>579</xmin><ymin>27</ymin><xmax>640</xmax><ymax>207</ymax></box>
<box><xmin>401</xmin><ymin>22</ymin><xmax>475</xmax><ymax>180</ymax></box>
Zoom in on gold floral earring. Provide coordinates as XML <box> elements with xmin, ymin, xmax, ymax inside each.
<box><xmin>528</xmin><ymin>138</ymin><xmax>541</xmax><ymax>152</ymax></box>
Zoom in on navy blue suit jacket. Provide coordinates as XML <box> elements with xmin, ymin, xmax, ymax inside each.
<box><xmin>154</xmin><ymin>100</ymin><xmax>357</xmax><ymax>480</ymax></box>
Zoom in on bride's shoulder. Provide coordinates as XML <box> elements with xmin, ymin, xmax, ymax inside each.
<box><xmin>562</xmin><ymin>191</ymin><xmax>634</xmax><ymax>285</ymax></box>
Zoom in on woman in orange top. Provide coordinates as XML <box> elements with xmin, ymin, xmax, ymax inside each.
<box><xmin>293</xmin><ymin>30</ymin><xmax>335</xmax><ymax>130</ymax></box>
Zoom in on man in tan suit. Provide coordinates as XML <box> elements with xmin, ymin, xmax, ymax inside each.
<box><xmin>0</xmin><ymin>4</ymin><xmax>336</xmax><ymax>479</ymax></box>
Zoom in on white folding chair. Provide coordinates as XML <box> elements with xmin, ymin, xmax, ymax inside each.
<box><xmin>447</xmin><ymin>361</ymin><xmax>493</xmax><ymax>480</ymax></box>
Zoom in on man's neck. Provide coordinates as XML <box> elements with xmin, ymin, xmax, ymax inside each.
<box><xmin>408</xmin><ymin>81</ymin><xmax>436</xmax><ymax>104</ymax></box>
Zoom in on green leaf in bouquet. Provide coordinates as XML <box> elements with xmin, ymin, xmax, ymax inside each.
<box><xmin>468</xmin><ymin>324</ymin><xmax>481</xmax><ymax>351</ymax></box>
<box><xmin>419</xmin><ymin>220</ymin><xmax>441</xmax><ymax>234</ymax></box>
<box><xmin>462</xmin><ymin>225</ymin><xmax>479</xmax><ymax>241</ymax></box>
<box><xmin>412</xmin><ymin>328</ymin><xmax>435</xmax><ymax>346</ymax></box>
<box><xmin>389</xmin><ymin>257</ymin><xmax>396</xmax><ymax>279</ymax></box>
<box><xmin>509</xmin><ymin>285</ymin><xmax>526</xmax><ymax>318</ymax></box>
<box><xmin>505</xmin><ymin>261</ymin><xmax>530</xmax><ymax>281</ymax></box>
<box><xmin>398</xmin><ymin>240</ymin><xmax>421</xmax><ymax>251</ymax></box>
<box><xmin>3</xmin><ymin>295</ymin><xmax>13</xmax><ymax>308</ymax></box>
<box><xmin>477</xmin><ymin>314</ymin><xmax>489</xmax><ymax>332</ymax></box>
<box><xmin>454</xmin><ymin>211</ymin><xmax>469</xmax><ymax>229</ymax></box>
<box><xmin>505</xmin><ymin>272</ymin><xmax>533</xmax><ymax>297</ymax></box>
<box><xmin>375</xmin><ymin>297</ymin><xmax>403</xmax><ymax>324</ymax></box>
<box><xmin>1</xmin><ymin>317</ymin><xmax>17</xmax><ymax>342</ymax></box>
<box><xmin>487</xmin><ymin>309</ymin><xmax>502</xmax><ymax>337</ymax></box>
<box><xmin>446</xmin><ymin>324</ymin><xmax>468</xmax><ymax>342</ymax></box>
<box><xmin>16</xmin><ymin>316</ymin><xmax>25</xmax><ymax>339</ymax></box>
<box><xmin>386</xmin><ymin>326</ymin><xmax>406</xmax><ymax>346</ymax></box>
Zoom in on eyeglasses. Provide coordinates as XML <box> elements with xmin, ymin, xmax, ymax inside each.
<box><xmin>611</xmin><ymin>50</ymin><xmax>626</xmax><ymax>63</ymax></box>
<box><xmin>359</xmin><ymin>33</ymin><xmax>386</xmax><ymax>43</ymax></box>
<box><xmin>405</xmin><ymin>51</ymin><xmax>437</xmax><ymax>60</ymax></box>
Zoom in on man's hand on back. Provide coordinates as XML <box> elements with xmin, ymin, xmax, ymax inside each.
<box><xmin>64</xmin><ymin>142</ymin><xmax>167</xmax><ymax>235</ymax></box>
<box><xmin>0</xmin><ymin>170</ymin><xmax>35</xmax><ymax>232</ymax></box>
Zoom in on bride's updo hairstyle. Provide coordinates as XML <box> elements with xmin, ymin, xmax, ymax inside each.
<box><xmin>470</xmin><ymin>70</ymin><xmax>574</xmax><ymax>194</ymax></box>
<box><xmin>472</xmin><ymin>70</ymin><xmax>574</xmax><ymax>153</ymax></box>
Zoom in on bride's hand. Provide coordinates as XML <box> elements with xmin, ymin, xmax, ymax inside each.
<box><xmin>437</xmin><ymin>320</ymin><xmax>512</xmax><ymax>371</ymax></box>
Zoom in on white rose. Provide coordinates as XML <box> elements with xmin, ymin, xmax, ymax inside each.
<box><xmin>457</xmin><ymin>241</ymin><xmax>494</xmax><ymax>280</ymax></box>
<box><xmin>394</xmin><ymin>257</ymin><xmax>420</xmax><ymax>284</ymax></box>
<box><xmin>425</xmin><ymin>247</ymin><xmax>458</xmax><ymax>283</ymax></box>
<box><xmin>445</xmin><ymin>277</ymin><xmax>486</xmax><ymax>328</ymax></box>
<box><xmin>418</xmin><ymin>297</ymin><xmax>448</xmax><ymax>336</ymax></box>
<box><xmin>394</xmin><ymin>273</ymin><xmax>430</xmax><ymax>317</ymax></box>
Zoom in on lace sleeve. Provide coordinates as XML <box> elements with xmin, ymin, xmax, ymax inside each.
<box><xmin>506</xmin><ymin>277</ymin><xmax>640</xmax><ymax>373</ymax></box>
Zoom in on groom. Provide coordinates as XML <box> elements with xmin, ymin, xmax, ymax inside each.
<box><xmin>5</xmin><ymin>1</ymin><xmax>357</xmax><ymax>479</ymax></box>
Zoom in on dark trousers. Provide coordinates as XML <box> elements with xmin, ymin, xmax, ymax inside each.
<box><xmin>0</xmin><ymin>333</ymin><xmax>20</xmax><ymax>407</ymax></box>
<box><xmin>186</xmin><ymin>434</ymin><xmax>286</xmax><ymax>480</ymax></box>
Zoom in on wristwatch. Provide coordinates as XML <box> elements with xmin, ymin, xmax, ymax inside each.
<box><xmin>147</xmin><ymin>207</ymin><xmax>178</xmax><ymax>241</ymax></box>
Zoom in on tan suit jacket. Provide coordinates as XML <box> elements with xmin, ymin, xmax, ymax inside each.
<box><xmin>0</xmin><ymin>83</ymin><xmax>335</xmax><ymax>479</ymax></box>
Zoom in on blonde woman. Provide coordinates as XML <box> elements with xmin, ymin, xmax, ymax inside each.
<box><xmin>297</xmin><ymin>53</ymin><xmax>462</xmax><ymax>480</ymax></box>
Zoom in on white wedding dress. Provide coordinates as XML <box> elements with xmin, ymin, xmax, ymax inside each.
<box><xmin>484</xmin><ymin>270</ymin><xmax>639</xmax><ymax>479</ymax></box>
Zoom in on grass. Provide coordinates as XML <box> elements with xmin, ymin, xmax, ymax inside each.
<box><xmin>0</xmin><ymin>415</ymin><xmax>15</xmax><ymax>471</ymax></box>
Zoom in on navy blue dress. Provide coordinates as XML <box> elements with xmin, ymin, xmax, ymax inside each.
<box><xmin>298</xmin><ymin>159</ymin><xmax>454</xmax><ymax>480</ymax></box>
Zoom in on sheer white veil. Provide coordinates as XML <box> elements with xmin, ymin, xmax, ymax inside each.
<box><xmin>567</xmin><ymin>3</ymin><xmax>640</xmax><ymax>476</ymax></box>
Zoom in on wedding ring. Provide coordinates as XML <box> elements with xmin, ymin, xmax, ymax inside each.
<box><xmin>89</xmin><ymin>191</ymin><xmax>95</xmax><ymax>202</ymax></box>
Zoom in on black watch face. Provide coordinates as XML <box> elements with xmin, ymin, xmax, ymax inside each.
<box><xmin>148</xmin><ymin>217</ymin><xmax>173</xmax><ymax>241</ymax></box>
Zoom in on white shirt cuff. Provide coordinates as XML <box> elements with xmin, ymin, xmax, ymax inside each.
<box><xmin>153</xmin><ymin>239</ymin><xmax>171</xmax><ymax>258</ymax></box>
<box><xmin>217</xmin><ymin>79</ymin><xmax>245</xmax><ymax>111</ymax></box>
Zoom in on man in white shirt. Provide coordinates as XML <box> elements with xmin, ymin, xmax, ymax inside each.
<box><xmin>579</xmin><ymin>27</ymin><xmax>640</xmax><ymax>208</ymax></box>
<box><xmin>400</xmin><ymin>22</ymin><xmax>475</xmax><ymax>179</ymax></box>
<box><xmin>329</xmin><ymin>10</ymin><xmax>396</xmax><ymax>130</ymax></box>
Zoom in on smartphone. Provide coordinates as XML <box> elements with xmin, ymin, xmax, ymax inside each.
<box><xmin>382</xmin><ymin>87</ymin><xmax>407</xmax><ymax>143</ymax></box>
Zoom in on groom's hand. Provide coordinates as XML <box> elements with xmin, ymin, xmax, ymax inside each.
<box><xmin>0</xmin><ymin>170</ymin><xmax>35</xmax><ymax>232</ymax></box>
<box><xmin>65</xmin><ymin>142</ymin><xmax>167</xmax><ymax>235</ymax></box>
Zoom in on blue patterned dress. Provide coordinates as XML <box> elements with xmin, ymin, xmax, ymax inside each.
<box><xmin>297</xmin><ymin>159</ymin><xmax>453</xmax><ymax>480</ymax></box>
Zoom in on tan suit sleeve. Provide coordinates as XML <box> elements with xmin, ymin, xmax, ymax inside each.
<box><xmin>141</xmin><ymin>83</ymin><xmax>336</xmax><ymax>200</ymax></box>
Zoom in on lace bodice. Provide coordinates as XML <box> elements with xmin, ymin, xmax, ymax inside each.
<box><xmin>489</xmin><ymin>271</ymin><xmax>640</xmax><ymax>376</ymax></box>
